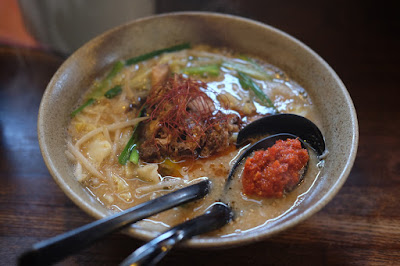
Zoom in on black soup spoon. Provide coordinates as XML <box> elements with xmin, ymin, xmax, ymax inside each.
<box><xmin>237</xmin><ymin>113</ymin><xmax>325</xmax><ymax>156</ymax></box>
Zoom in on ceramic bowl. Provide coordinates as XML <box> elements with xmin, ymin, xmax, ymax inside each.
<box><xmin>38</xmin><ymin>12</ymin><xmax>358</xmax><ymax>247</ymax></box>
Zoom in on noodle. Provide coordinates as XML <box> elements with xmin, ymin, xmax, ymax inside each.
<box><xmin>74</xmin><ymin>162</ymin><xmax>85</xmax><ymax>182</ymax></box>
<box><xmin>102</xmin><ymin>127</ymin><xmax>112</xmax><ymax>144</ymax></box>
<box><xmin>65</xmin><ymin>150</ymin><xmax>75</xmax><ymax>162</ymax></box>
<box><xmin>135</xmin><ymin>178</ymin><xmax>184</xmax><ymax>197</ymax></box>
<box><xmin>75</xmin><ymin>117</ymin><xmax>147</xmax><ymax>148</ymax></box>
<box><xmin>67</xmin><ymin>142</ymin><xmax>105</xmax><ymax>181</ymax></box>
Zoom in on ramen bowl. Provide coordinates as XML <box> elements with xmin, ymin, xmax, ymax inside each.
<box><xmin>38</xmin><ymin>12</ymin><xmax>358</xmax><ymax>248</ymax></box>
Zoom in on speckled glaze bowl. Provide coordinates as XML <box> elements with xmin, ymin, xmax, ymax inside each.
<box><xmin>38</xmin><ymin>12</ymin><xmax>358</xmax><ymax>248</ymax></box>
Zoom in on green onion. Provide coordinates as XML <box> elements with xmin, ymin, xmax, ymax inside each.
<box><xmin>118</xmin><ymin>139</ymin><xmax>136</xmax><ymax>165</ymax></box>
<box><xmin>70</xmin><ymin>61</ymin><xmax>125</xmax><ymax>116</ymax></box>
<box><xmin>243</xmin><ymin>56</ymin><xmax>274</xmax><ymax>81</ymax></box>
<box><xmin>129</xmin><ymin>146</ymin><xmax>139</xmax><ymax>164</ymax></box>
<box><xmin>237</xmin><ymin>72</ymin><xmax>278</xmax><ymax>113</ymax></box>
<box><xmin>104</xmin><ymin>85</ymin><xmax>122</xmax><ymax>99</ymax></box>
<box><xmin>89</xmin><ymin>61</ymin><xmax>125</xmax><ymax>99</ymax></box>
<box><xmin>126</xmin><ymin>43</ymin><xmax>191</xmax><ymax>66</ymax></box>
<box><xmin>181</xmin><ymin>64</ymin><xmax>220</xmax><ymax>77</ymax></box>
<box><xmin>222</xmin><ymin>60</ymin><xmax>272</xmax><ymax>81</ymax></box>
<box><xmin>70</xmin><ymin>98</ymin><xmax>95</xmax><ymax>117</ymax></box>
<box><xmin>118</xmin><ymin>108</ymin><xmax>146</xmax><ymax>165</ymax></box>
<box><xmin>118</xmin><ymin>132</ymin><xmax>138</xmax><ymax>165</ymax></box>
<box><xmin>106</xmin><ymin>61</ymin><xmax>125</xmax><ymax>79</ymax></box>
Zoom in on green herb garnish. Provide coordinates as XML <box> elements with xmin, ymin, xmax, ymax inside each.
<box><xmin>104</xmin><ymin>85</ymin><xmax>122</xmax><ymax>99</ymax></box>
<box><xmin>181</xmin><ymin>64</ymin><xmax>220</xmax><ymax>77</ymax></box>
<box><xmin>237</xmin><ymin>71</ymin><xmax>278</xmax><ymax>113</ymax></box>
<box><xmin>70</xmin><ymin>98</ymin><xmax>95</xmax><ymax>117</ymax></box>
<box><xmin>222</xmin><ymin>60</ymin><xmax>272</xmax><ymax>81</ymax></box>
<box><xmin>118</xmin><ymin>108</ymin><xmax>146</xmax><ymax>165</ymax></box>
<box><xmin>126</xmin><ymin>43</ymin><xmax>191</xmax><ymax>66</ymax></box>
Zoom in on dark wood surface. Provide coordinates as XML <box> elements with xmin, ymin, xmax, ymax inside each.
<box><xmin>1</xmin><ymin>1</ymin><xmax>399</xmax><ymax>265</ymax></box>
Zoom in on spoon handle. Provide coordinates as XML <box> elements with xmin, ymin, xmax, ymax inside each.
<box><xmin>120</xmin><ymin>203</ymin><xmax>232</xmax><ymax>266</ymax></box>
<box><xmin>18</xmin><ymin>180</ymin><xmax>210</xmax><ymax>266</ymax></box>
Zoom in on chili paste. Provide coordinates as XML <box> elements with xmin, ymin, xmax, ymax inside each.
<box><xmin>242</xmin><ymin>138</ymin><xmax>309</xmax><ymax>198</ymax></box>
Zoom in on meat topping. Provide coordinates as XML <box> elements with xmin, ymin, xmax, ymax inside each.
<box><xmin>139</xmin><ymin>74</ymin><xmax>242</xmax><ymax>162</ymax></box>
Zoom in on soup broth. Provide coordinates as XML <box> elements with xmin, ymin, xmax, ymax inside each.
<box><xmin>66</xmin><ymin>44</ymin><xmax>323</xmax><ymax>236</ymax></box>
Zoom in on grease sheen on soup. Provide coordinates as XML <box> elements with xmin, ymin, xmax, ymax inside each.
<box><xmin>66</xmin><ymin>44</ymin><xmax>323</xmax><ymax>236</ymax></box>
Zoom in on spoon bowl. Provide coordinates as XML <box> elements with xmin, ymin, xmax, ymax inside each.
<box><xmin>225</xmin><ymin>132</ymin><xmax>312</xmax><ymax>191</ymax></box>
<box><xmin>237</xmin><ymin>113</ymin><xmax>325</xmax><ymax>155</ymax></box>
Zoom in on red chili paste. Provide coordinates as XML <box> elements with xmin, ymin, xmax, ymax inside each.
<box><xmin>242</xmin><ymin>138</ymin><xmax>309</xmax><ymax>198</ymax></box>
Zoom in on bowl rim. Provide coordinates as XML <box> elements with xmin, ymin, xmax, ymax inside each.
<box><xmin>38</xmin><ymin>11</ymin><xmax>359</xmax><ymax>248</ymax></box>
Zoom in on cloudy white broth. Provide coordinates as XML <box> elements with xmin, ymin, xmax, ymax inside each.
<box><xmin>66</xmin><ymin>44</ymin><xmax>323</xmax><ymax>236</ymax></box>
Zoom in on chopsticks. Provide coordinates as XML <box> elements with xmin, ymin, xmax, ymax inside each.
<box><xmin>120</xmin><ymin>202</ymin><xmax>232</xmax><ymax>266</ymax></box>
<box><xmin>18</xmin><ymin>180</ymin><xmax>210</xmax><ymax>266</ymax></box>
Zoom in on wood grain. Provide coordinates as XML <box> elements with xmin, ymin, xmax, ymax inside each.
<box><xmin>1</xmin><ymin>1</ymin><xmax>399</xmax><ymax>265</ymax></box>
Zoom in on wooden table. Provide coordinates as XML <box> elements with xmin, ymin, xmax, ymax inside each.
<box><xmin>1</xmin><ymin>1</ymin><xmax>399</xmax><ymax>265</ymax></box>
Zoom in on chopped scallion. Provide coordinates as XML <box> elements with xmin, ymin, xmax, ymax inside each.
<box><xmin>70</xmin><ymin>61</ymin><xmax>123</xmax><ymax>116</ymax></box>
<box><xmin>104</xmin><ymin>85</ymin><xmax>122</xmax><ymax>99</ymax></box>
<box><xmin>89</xmin><ymin>61</ymin><xmax>124</xmax><ymax>99</ymax></box>
<box><xmin>70</xmin><ymin>98</ymin><xmax>95</xmax><ymax>117</ymax></box>
<box><xmin>129</xmin><ymin>147</ymin><xmax>139</xmax><ymax>164</ymax></box>
<box><xmin>237</xmin><ymin>72</ymin><xmax>278</xmax><ymax>113</ymax></box>
<box><xmin>118</xmin><ymin>133</ymin><xmax>138</xmax><ymax>165</ymax></box>
<box><xmin>242</xmin><ymin>56</ymin><xmax>274</xmax><ymax>81</ymax></box>
<box><xmin>181</xmin><ymin>64</ymin><xmax>220</xmax><ymax>77</ymax></box>
<box><xmin>222</xmin><ymin>60</ymin><xmax>272</xmax><ymax>81</ymax></box>
<box><xmin>125</xmin><ymin>43</ymin><xmax>191</xmax><ymax>66</ymax></box>
<box><xmin>118</xmin><ymin>108</ymin><xmax>146</xmax><ymax>165</ymax></box>
<box><xmin>106</xmin><ymin>61</ymin><xmax>125</xmax><ymax>79</ymax></box>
